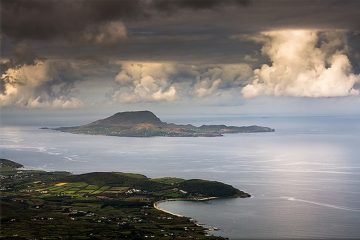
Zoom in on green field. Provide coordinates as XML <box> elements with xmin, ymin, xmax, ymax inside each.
<box><xmin>1</xmin><ymin>159</ymin><xmax>249</xmax><ymax>239</ymax></box>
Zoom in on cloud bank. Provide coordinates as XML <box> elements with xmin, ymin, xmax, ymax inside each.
<box><xmin>0</xmin><ymin>0</ymin><xmax>248</xmax><ymax>43</ymax></box>
<box><xmin>242</xmin><ymin>30</ymin><xmax>360</xmax><ymax>98</ymax></box>
<box><xmin>2</xmin><ymin>30</ymin><xmax>359</xmax><ymax>108</ymax></box>
<box><xmin>112</xmin><ymin>62</ymin><xmax>252</xmax><ymax>103</ymax></box>
<box><xmin>1</xmin><ymin>59</ymin><xmax>83</xmax><ymax>108</ymax></box>
<box><xmin>113</xmin><ymin>30</ymin><xmax>360</xmax><ymax>103</ymax></box>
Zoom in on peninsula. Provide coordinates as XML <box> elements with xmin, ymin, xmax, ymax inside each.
<box><xmin>54</xmin><ymin>110</ymin><xmax>274</xmax><ymax>137</ymax></box>
<box><xmin>1</xmin><ymin>158</ymin><xmax>249</xmax><ymax>239</ymax></box>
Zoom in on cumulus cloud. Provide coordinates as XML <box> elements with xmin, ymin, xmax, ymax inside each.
<box><xmin>242</xmin><ymin>30</ymin><xmax>360</xmax><ymax>98</ymax></box>
<box><xmin>1</xmin><ymin>60</ymin><xmax>83</xmax><ymax>108</ymax></box>
<box><xmin>112</xmin><ymin>62</ymin><xmax>180</xmax><ymax>103</ymax></box>
<box><xmin>194</xmin><ymin>78</ymin><xmax>222</xmax><ymax>97</ymax></box>
<box><xmin>192</xmin><ymin>64</ymin><xmax>253</xmax><ymax>97</ymax></box>
<box><xmin>112</xmin><ymin>61</ymin><xmax>252</xmax><ymax>103</ymax></box>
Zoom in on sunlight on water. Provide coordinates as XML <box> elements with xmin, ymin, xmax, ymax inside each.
<box><xmin>1</xmin><ymin>115</ymin><xmax>360</xmax><ymax>238</ymax></box>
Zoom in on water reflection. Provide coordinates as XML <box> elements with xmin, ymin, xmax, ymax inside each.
<box><xmin>1</xmin><ymin>116</ymin><xmax>360</xmax><ymax>238</ymax></box>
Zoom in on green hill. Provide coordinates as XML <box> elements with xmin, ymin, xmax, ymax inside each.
<box><xmin>0</xmin><ymin>159</ymin><xmax>23</xmax><ymax>171</ymax></box>
<box><xmin>63</xmin><ymin>172</ymin><xmax>167</xmax><ymax>191</ymax></box>
<box><xmin>178</xmin><ymin>179</ymin><xmax>250</xmax><ymax>198</ymax></box>
<box><xmin>62</xmin><ymin>172</ymin><xmax>249</xmax><ymax>198</ymax></box>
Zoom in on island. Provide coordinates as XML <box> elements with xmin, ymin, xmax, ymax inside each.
<box><xmin>0</xmin><ymin>158</ymin><xmax>250</xmax><ymax>239</ymax></box>
<box><xmin>53</xmin><ymin>110</ymin><xmax>274</xmax><ymax>137</ymax></box>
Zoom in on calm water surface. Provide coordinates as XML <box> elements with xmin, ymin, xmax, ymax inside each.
<box><xmin>1</xmin><ymin>115</ymin><xmax>360</xmax><ymax>239</ymax></box>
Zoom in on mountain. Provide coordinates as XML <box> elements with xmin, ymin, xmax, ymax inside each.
<box><xmin>87</xmin><ymin>111</ymin><xmax>163</xmax><ymax>126</ymax></box>
<box><xmin>54</xmin><ymin>110</ymin><xmax>274</xmax><ymax>137</ymax></box>
<box><xmin>0</xmin><ymin>158</ymin><xmax>23</xmax><ymax>171</ymax></box>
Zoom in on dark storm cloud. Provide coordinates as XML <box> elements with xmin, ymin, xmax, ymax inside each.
<box><xmin>1</xmin><ymin>0</ymin><xmax>359</xmax><ymax>62</ymax></box>
<box><xmin>1</xmin><ymin>0</ymin><xmax>359</xmax><ymax>108</ymax></box>
<box><xmin>0</xmin><ymin>0</ymin><xmax>145</xmax><ymax>40</ymax></box>
<box><xmin>10</xmin><ymin>44</ymin><xmax>38</xmax><ymax>65</ymax></box>
<box><xmin>2</xmin><ymin>0</ymin><xmax>360</xmax><ymax>42</ymax></box>
<box><xmin>152</xmin><ymin>0</ymin><xmax>249</xmax><ymax>13</ymax></box>
<box><xmin>2</xmin><ymin>0</ymin><xmax>359</xmax><ymax>65</ymax></box>
<box><xmin>0</xmin><ymin>0</ymin><xmax>249</xmax><ymax>41</ymax></box>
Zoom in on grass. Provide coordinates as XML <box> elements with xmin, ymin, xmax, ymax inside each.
<box><xmin>0</xmin><ymin>160</ymin><xmax>248</xmax><ymax>239</ymax></box>
<box><xmin>151</xmin><ymin>177</ymin><xmax>185</xmax><ymax>185</ymax></box>
<box><xmin>110</xmin><ymin>186</ymin><xmax>129</xmax><ymax>192</ymax></box>
<box><xmin>54</xmin><ymin>182</ymin><xmax>67</xmax><ymax>186</ymax></box>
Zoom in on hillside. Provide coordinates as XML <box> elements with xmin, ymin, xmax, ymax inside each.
<box><xmin>54</xmin><ymin>110</ymin><xmax>274</xmax><ymax>137</ymax></box>
<box><xmin>0</xmin><ymin>158</ymin><xmax>23</xmax><ymax>171</ymax></box>
<box><xmin>87</xmin><ymin>111</ymin><xmax>163</xmax><ymax>127</ymax></box>
<box><xmin>61</xmin><ymin>172</ymin><xmax>249</xmax><ymax>198</ymax></box>
<box><xmin>1</xmin><ymin>159</ymin><xmax>250</xmax><ymax>239</ymax></box>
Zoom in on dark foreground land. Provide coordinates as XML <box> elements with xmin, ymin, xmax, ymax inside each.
<box><xmin>54</xmin><ymin>110</ymin><xmax>274</xmax><ymax>137</ymax></box>
<box><xmin>0</xmin><ymin>159</ymin><xmax>250</xmax><ymax>239</ymax></box>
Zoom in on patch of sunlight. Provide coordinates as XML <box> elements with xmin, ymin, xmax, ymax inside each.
<box><xmin>55</xmin><ymin>182</ymin><xmax>67</xmax><ymax>186</ymax></box>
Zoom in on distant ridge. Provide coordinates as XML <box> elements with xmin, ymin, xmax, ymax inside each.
<box><xmin>54</xmin><ymin>110</ymin><xmax>274</xmax><ymax>137</ymax></box>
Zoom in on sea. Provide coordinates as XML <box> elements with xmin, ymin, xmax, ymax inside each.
<box><xmin>1</xmin><ymin>115</ymin><xmax>360</xmax><ymax>239</ymax></box>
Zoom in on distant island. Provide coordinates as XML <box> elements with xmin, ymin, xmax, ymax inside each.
<box><xmin>53</xmin><ymin>110</ymin><xmax>274</xmax><ymax>137</ymax></box>
<box><xmin>1</xmin><ymin>158</ymin><xmax>249</xmax><ymax>239</ymax></box>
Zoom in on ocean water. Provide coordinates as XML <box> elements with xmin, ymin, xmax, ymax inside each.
<box><xmin>1</xmin><ymin>115</ymin><xmax>360</xmax><ymax>239</ymax></box>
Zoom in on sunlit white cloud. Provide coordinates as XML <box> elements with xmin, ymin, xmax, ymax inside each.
<box><xmin>112</xmin><ymin>62</ymin><xmax>181</xmax><ymax>103</ymax></box>
<box><xmin>112</xmin><ymin>61</ymin><xmax>252</xmax><ymax>103</ymax></box>
<box><xmin>242</xmin><ymin>30</ymin><xmax>360</xmax><ymax>98</ymax></box>
<box><xmin>194</xmin><ymin>78</ymin><xmax>222</xmax><ymax>97</ymax></box>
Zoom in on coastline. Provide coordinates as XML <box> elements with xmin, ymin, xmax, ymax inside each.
<box><xmin>1</xmin><ymin>158</ymin><xmax>238</xmax><ymax>239</ymax></box>
<box><xmin>153</xmin><ymin>197</ymin><xmax>221</xmax><ymax>233</ymax></box>
<box><xmin>153</xmin><ymin>199</ymin><xmax>185</xmax><ymax>217</ymax></box>
<box><xmin>153</xmin><ymin>197</ymin><xmax>219</xmax><ymax>216</ymax></box>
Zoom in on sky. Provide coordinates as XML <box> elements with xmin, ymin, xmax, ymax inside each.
<box><xmin>1</xmin><ymin>0</ymin><xmax>360</xmax><ymax>122</ymax></box>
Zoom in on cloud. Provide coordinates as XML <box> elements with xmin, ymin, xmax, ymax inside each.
<box><xmin>1</xmin><ymin>0</ymin><xmax>141</xmax><ymax>41</ymax></box>
<box><xmin>112</xmin><ymin>61</ymin><xmax>252</xmax><ymax>103</ymax></box>
<box><xmin>4</xmin><ymin>0</ymin><xmax>359</xmax><ymax>43</ymax></box>
<box><xmin>242</xmin><ymin>30</ymin><xmax>360</xmax><ymax>98</ymax></box>
<box><xmin>192</xmin><ymin>64</ymin><xmax>253</xmax><ymax>97</ymax></box>
<box><xmin>194</xmin><ymin>78</ymin><xmax>222</xmax><ymax>97</ymax></box>
<box><xmin>0</xmin><ymin>0</ymin><xmax>249</xmax><ymax>42</ymax></box>
<box><xmin>2</xmin><ymin>0</ymin><xmax>360</xmax><ymax>67</ymax></box>
<box><xmin>152</xmin><ymin>86</ymin><xmax>177</xmax><ymax>101</ymax></box>
<box><xmin>152</xmin><ymin>0</ymin><xmax>249</xmax><ymax>12</ymax></box>
<box><xmin>112</xmin><ymin>62</ymin><xmax>181</xmax><ymax>103</ymax></box>
<box><xmin>82</xmin><ymin>21</ymin><xmax>127</xmax><ymax>46</ymax></box>
<box><xmin>1</xmin><ymin>59</ymin><xmax>83</xmax><ymax>108</ymax></box>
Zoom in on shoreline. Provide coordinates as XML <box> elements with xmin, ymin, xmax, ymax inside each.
<box><xmin>153</xmin><ymin>197</ymin><xmax>221</xmax><ymax>233</ymax></box>
<box><xmin>153</xmin><ymin>197</ymin><xmax>219</xmax><ymax>215</ymax></box>
<box><xmin>153</xmin><ymin>199</ymin><xmax>185</xmax><ymax>217</ymax></box>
